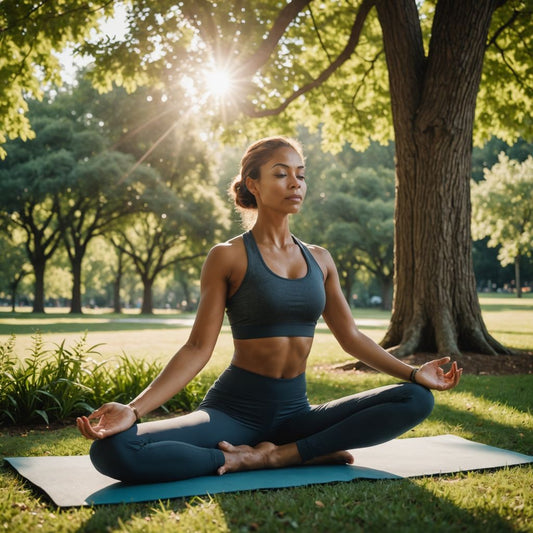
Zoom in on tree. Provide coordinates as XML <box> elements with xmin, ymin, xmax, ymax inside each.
<box><xmin>0</xmin><ymin>93</ymin><xmax>164</xmax><ymax>313</ymax></box>
<box><xmin>293</xmin><ymin>128</ymin><xmax>395</xmax><ymax>308</ymax></box>
<box><xmin>0</xmin><ymin>0</ymin><xmax>115</xmax><ymax>157</ymax></box>
<box><xmin>321</xmin><ymin>168</ymin><xmax>395</xmax><ymax>310</ymax></box>
<box><xmin>0</xmin><ymin>119</ymin><xmax>67</xmax><ymax>313</ymax></box>
<box><xmin>78</xmin><ymin>0</ymin><xmax>530</xmax><ymax>355</ymax></box>
<box><xmin>3</xmin><ymin>1</ymin><xmax>532</xmax><ymax>355</ymax></box>
<box><xmin>0</xmin><ymin>230</ymin><xmax>31</xmax><ymax>311</ymax></box>
<box><xmin>472</xmin><ymin>153</ymin><xmax>533</xmax><ymax>298</ymax></box>
<box><xmin>111</xmin><ymin>191</ymin><xmax>227</xmax><ymax>314</ymax></box>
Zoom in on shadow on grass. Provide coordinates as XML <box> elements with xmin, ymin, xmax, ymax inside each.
<box><xmin>214</xmin><ymin>476</ymin><xmax>517</xmax><ymax>532</ymax></box>
<box><xmin>429</xmin><ymin>401</ymin><xmax>532</xmax><ymax>456</ymax></box>
<box><xmin>455</xmin><ymin>375</ymin><xmax>533</xmax><ymax>413</ymax></box>
<box><xmin>0</xmin><ymin>322</ymin><xmax>193</xmax><ymax>336</ymax></box>
<box><xmin>480</xmin><ymin>302</ymin><xmax>533</xmax><ymax>312</ymax></box>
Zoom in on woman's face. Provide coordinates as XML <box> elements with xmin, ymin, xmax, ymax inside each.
<box><xmin>247</xmin><ymin>147</ymin><xmax>307</xmax><ymax>214</ymax></box>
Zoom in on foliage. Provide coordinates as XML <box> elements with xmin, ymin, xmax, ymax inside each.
<box><xmin>0</xmin><ymin>334</ymin><xmax>210</xmax><ymax>426</ymax></box>
<box><xmin>472</xmin><ymin>153</ymin><xmax>533</xmax><ymax>268</ymax></box>
<box><xmin>2</xmin><ymin>1</ymin><xmax>531</xmax><ymax>156</ymax></box>
<box><xmin>0</xmin><ymin>230</ymin><xmax>31</xmax><ymax>309</ymax></box>
<box><xmin>295</xmin><ymin>133</ymin><xmax>395</xmax><ymax>308</ymax></box>
<box><xmin>70</xmin><ymin>1</ymin><xmax>531</xmax><ymax>151</ymax></box>
<box><xmin>0</xmin><ymin>0</ymin><xmax>116</xmax><ymax>157</ymax></box>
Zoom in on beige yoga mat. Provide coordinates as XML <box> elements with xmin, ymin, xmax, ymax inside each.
<box><xmin>5</xmin><ymin>434</ymin><xmax>532</xmax><ymax>507</ymax></box>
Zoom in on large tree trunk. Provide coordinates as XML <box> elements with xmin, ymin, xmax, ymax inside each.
<box><xmin>377</xmin><ymin>0</ymin><xmax>510</xmax><ymax>356</ymax></box>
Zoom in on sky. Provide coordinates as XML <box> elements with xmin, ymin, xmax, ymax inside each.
<box><xmin>57</xmin><ymin>4</ymin><xmax>128</xmax><ymax>83</ymax></box>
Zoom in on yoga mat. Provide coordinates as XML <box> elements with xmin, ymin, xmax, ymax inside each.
<box><xmin>5</xmin><ymin>435</ymin><xmax>532</xmax><ymax>507</ymax></box>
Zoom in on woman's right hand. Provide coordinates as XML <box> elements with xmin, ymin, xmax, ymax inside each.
<box><xmin>76</xmin><ymin>402</ymin><xmax>136</xmax><ymax>440</ymax></box>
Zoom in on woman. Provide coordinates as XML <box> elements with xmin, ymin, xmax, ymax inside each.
<box><xmin>77</xmin><ymin>136</ymin><xmax>462</xmax><ymax>483</ymax></box>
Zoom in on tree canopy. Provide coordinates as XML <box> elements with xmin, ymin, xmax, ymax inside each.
<box><xmin>2</xmin><ymin>1</ymin><xmax>530</xmax><ymax>156</ymax></box>
<box><xmin>472</xmin><ymin>153</ymin><xmax>533</xmax><ymax>297</ymax></box>
<box><xmin>1</xmin><ymin>0</ymin><xmax>531</xmax><ymax>355</ymax></box>
<box><xmin>0</xmin><ymin>0</ymin><xmax>117</xmax><ymax>157</ymax></box>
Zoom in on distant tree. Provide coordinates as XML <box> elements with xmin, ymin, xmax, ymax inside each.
<box><xmin>299</xmin><ymin>165</ymin><xmax>394</xmax><ymax>309</ymax></box>
<box><xmin>471</xmin><ymin>153</ymin><xmax>533</xmax><ymax>298</ymax></box>
<box><xmin>111</xmin><ymin>183</ymin><xmax>229</xmax><ymax>314</ymax></box>
<box><xmin>0</xmin><ymin>230</ymin><xmax>31</xmax><ymax>311</ymax></box>
<box><xmin>0</xmin><ymin>124</ymin><xmax>66</xmax><ymax>312</ymax></box>
<box><xmin>0</xmin><ymin>94</ymin><xmax>163</xmax><ymax>313</ymax></box>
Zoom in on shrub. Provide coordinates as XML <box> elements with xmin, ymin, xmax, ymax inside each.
<box><xmin>0</xmin><ymin>334</ymin><xmax>211</xmax><ymax>426</ymax></box>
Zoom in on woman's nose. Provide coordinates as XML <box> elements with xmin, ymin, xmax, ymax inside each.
<box><xmin>288</xmin><ymin>173</ymin><xmax>300</xmax><ymax>187</ymax></box>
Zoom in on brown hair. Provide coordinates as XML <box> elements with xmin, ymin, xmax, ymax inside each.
<box><xmin>229</xmin><ymin>136</ymin><xmax>305</xmax><ymax>211</ymax></box>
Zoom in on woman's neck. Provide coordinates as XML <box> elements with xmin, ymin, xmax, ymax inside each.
<box><xmin>251</xmin><ymin>215</ymin><xmax>293</xmax><ymax>247</ymax></box>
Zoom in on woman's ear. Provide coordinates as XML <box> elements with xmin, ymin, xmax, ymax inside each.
<box><xmin>245</xmin><ymin>176</ymin><xmax>258</xmax><ymax>196</ymax></box>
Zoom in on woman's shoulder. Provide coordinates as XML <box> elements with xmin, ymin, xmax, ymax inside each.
<box><xmin>296</xmin><ymin>238</ymin><xmax>332</xmax><ymax>260</ymax></box>
<box><xmin>205</xmin><ymin>234</ymin><xmax>246</xmax><ymax>266</ymax></box>
<box><xmin>295</xmin><ymin>238</ymin><xmax>335</xmax><ymax>272</ymax></box>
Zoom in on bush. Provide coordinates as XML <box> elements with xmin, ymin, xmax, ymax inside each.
<box><xmin>0</xmin><ymin>334</ymin><xmax>211</xmax><ymax>426</ymax></box>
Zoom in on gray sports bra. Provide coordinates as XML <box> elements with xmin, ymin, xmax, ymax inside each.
<box><xmin>226</xmin><ymin>231</ymin><xmax>326</xmax><ymax>339</ymax></box>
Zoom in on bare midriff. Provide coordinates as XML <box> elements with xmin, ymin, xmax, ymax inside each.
<box><xmin>232</xmin><ymin>336</ymin><xmax>314</xmax><ymax>379</ymax></box>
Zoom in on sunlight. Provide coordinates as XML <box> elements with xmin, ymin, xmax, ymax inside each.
<box><xmin>204</xmin><ymin>67</ymin><xmax>234</xmax><ymax>97</ymax></box>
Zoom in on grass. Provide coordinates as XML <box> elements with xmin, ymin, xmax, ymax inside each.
<box><xmin>0</xmin><ymin>294</ymin><xmax>532</xmax><ymax>531</ymax></box>
<box><xmin>0</xmin><ymin>293</ymin><xmax>530</xmax><ymax>358</ymax></box>
<box><xmin>1</xmin><ymin>372</ymin><xmax>531</xmax><ymax>532</ymax></box>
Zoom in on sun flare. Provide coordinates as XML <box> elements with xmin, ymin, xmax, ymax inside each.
<box><xmin>204</xmin><ymin>67</ymin><xmax>233</xmax><ymax>97</ymax></box>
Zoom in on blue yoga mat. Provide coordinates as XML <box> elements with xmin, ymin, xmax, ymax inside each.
<box><xmin>5</xmin><ymin>435</ymin><xmax>532</xmax><ymax>507</ymax></box>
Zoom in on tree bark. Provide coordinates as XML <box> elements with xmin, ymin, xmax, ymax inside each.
<box><xmin>140</xmin><ymin>276</ymin><xmax>154</xmax><ymax>314</ymax></box>
<box><xmin>377</xmin><ymin>0</ymin><xmax>511</xmax><ymax>356</ymax></box>
<box><xmin>515</xmin><ymin>255</ymin><xmax>522</xmax><ymax>298</ymax></box>
<box><xmin>113</xmin><ymin>252</ymin><xmax>124</xmax><ymax>313</ymax></box>
<box><xmin>32</xmin><ymin>261</ymin><xmax>45</xmax><ymax>313</ymax></box>
<box><xmin>69</xmin><ymin>256</ymin><xmax>83</xmax><ymax>314</ymax></box>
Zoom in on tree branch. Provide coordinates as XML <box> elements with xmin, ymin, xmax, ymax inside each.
<box><xmin>1</xmin><ymin>0</ymin><xmax>115</xmax><ymax>34</ymax></box>
<box><xmin>486</xmin><ymin>8</ymin><xmax>532</xmax><ymax>90</ymax></box>
<box><xmin>486</xmin><ymin>9</ymin><xmax>522</xmax><ymax>48</ymax></box>
<box><xmin>308</xmin><ymin>5</ymin><xmax>333</xmax><ymax>63</ymax></box>
<box><xmin>244</xmin><ymin>0</ymin><xmax>376</xmax><ymax>118</ymax></box>
<box><xmin>237</xmin><ymin>0</ymin><xmax>315</xmax><ymax>76</ymax></box>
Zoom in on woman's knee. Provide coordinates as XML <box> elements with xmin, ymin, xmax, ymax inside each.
<box><xmin>407</xmin><ymin>382</ymin><xmax>434</xmax><ymax>419</ymax></box>
<box><xmin>90</xmin><ymin>433</ymin><xmax>136</xmax><ymax>481</ymax></box>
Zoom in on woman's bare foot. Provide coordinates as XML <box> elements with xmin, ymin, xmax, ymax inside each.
<box><xmin>305</xmin><ymin>450</ymin><xmax>354</xmax><ymax>466</ymax></box>
<box><xmin>217</xmin><ymin>441</ymin><xmax>353</xmax><ymax>476</ymax></box>
<box><xmin>217</xmin><ymin>441</ymin><xmax>281</xmax><ymax>475</ymax></box>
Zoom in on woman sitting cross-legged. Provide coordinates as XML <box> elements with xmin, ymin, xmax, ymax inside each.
<box><xmin>77</xmin><ymin>136</ymin><xmax>462</xmax><ymax>483</ymax></box>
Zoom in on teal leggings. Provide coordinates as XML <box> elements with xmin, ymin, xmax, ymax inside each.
<box><xmin>90</xmin><ymin>365</ymin><xmax>434</xmax><ymax>483</ymax></box>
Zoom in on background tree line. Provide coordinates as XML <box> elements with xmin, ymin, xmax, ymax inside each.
<box><xmin>0</xmin><ymin>80</ymin><xmax>531</xmax><ymax>314</ymax></box>
<box><xmin>1</xmin><ymin>0</ymin><xmax>531</xmax><ymax>357</ymax></box>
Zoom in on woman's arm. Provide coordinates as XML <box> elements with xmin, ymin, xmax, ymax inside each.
<box><xmin>317</xmin><ymin>247</ymin><xmax>461</xmax><ymax>390</ymax></box>
<box><xmin>126</xmin><ymin>245</ymin><xmax>229</xmax><ymax>417</ymax></box>
<box><xmin>77</xmin><ymin>244</ymin><xmax>232</xmax><ymax>439</ymax></box>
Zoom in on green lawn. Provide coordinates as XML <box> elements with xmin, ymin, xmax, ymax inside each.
<box><xmin>0</xmin><ymin>294</ymin><xmax>532</xmax><ymax>532</ymax></box>
<box><xmin>1</xmin><ymin>293</ymin><xmax>531</xmax><ymax>363</ymax></box>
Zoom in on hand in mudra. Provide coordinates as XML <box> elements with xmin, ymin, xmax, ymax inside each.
<box><xmin>415</xmin><ymin>357</ymin><xmax>462</xmax><ymax>391</ymax></box>
<box><xmin>77</xmin><ymin>402</ymin><xmax>136</xmax><ymax>440</ymax></box>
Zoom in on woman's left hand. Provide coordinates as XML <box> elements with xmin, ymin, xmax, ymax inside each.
<box><xmin>413</xmin><ymin>357</ymin><xmax>462</xmax><ymax>391</ymax></box>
